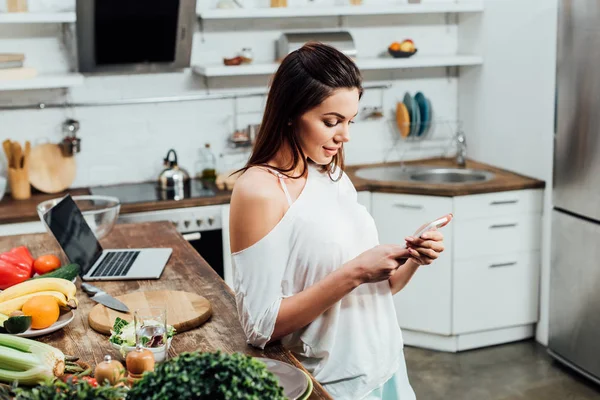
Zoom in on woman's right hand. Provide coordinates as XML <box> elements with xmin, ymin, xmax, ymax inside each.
<box><xmin>346</xmin><ymin>245</ymin><xmax>411</xmax><ymax>284</ymax></box>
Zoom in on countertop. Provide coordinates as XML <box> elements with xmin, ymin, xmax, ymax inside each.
<box><xmin>345</xmin><ymin>158</ymin><xmax>545</xmax><ymax>196</ymax></box>
<box><xmin>0</xmin><ymin>158</ymin><xmax>545</xmax><ymax>225</ymax></box>
<box><xmin>0</xmin><ymin>222</ymin><xmax>331</xmax><ymax>400</ymax></box>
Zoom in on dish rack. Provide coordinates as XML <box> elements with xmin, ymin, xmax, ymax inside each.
<box><xmin>383</xmin><ymin>118</ymin><xmax>465</xmax><ymax>164</ymax></box>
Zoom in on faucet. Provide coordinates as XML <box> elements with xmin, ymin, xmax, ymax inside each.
<box><xmin>455</xmin><ymin>131</ymin><xmax>467</xmax><ymax>167</ymax></box>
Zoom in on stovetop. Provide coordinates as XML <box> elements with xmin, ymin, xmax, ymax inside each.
<box><xmin>89</xmin><ymin>180</ymin><xmax>216</xmax><ymax>205</ymax></box>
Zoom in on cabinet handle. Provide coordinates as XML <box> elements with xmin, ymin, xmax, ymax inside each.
<box><xmin>490</xmin><ymin>200</ymin><xmax>518</xmax><ymax>205</ymax></box>
<box><xmin>393</xmin><ymin>203</ymin><xmax>423</xmax><ymax>210</ymax></box>
<box><xmin>489</xmin><ymin>223</ymin><xmax>518</xmax><ymax>229</ymax></box>
<box><xmin>489</xmin><ymin>262</ymin><xmax>517</xmax><ymax>268</ymax></box>
<box><xmin>182</xmin><ymin>232</ymin><xmax>201</xmax><ymax>242</ymax></box>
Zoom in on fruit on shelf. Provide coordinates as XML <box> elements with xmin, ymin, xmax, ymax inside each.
<box><xmin>388</xmin><ymin>39</ymin><xmax>418</xmax><ymax>58</ymax></box>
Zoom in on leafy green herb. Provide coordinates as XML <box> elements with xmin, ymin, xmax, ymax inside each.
<box><xmin>11</xmin><ymin>379</ymin><xmax>128</xmax><ymax>400</ymax></box>
<box><xmin>128</xmin><ymin>351</ymin><xmax>286</xmax><ymax>400</ymax></box>
<box><xmin>112</xmin><ymin>318</ymin><xmax>128</xmax><ymax>335</ymax></box>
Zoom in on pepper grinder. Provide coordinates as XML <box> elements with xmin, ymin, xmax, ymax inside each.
<box><xmin>126</xmin><ymin>345</ymin><xmax>155</xmax><ymax>383</ymax></box>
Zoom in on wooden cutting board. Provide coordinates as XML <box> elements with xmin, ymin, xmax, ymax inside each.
<box><xmin>88</xmin><ymin>290</ymin><xmax>212</xmax><ymax>336</ymax></box>
<box><xmin>28</xmin><ymin>143</ymin><xmax>76</xmax><ymax>193</ymax></box>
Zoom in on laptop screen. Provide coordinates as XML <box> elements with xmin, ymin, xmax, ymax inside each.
<box><xmin>43</xmin><ymin>195</ymin><xmax>103</xmax><ymax>275</ymax></box>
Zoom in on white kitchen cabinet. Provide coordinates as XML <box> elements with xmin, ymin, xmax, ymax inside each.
<box><xmin>370</xmin><ymin>189</ymin><xmax>543</xmax><ymax>352</ymax></box>
<box><xmin>453</xmin><ymin>214</ymin><xmax>541</xmax><ymax>260</ymax></box>
<box><xmin>453</xmin><ymin>190</ymin><xmax>543</xmax><ymax>220</ymax></box>
<box><xmin>371</xmin><ymin>193</ymin><xmax>454</xmax><ymax>335</ymax></box>
<box><xmin>453</xmin><ymin>251</ymin><xmax>540</xmax><ymax>334</ymax></box>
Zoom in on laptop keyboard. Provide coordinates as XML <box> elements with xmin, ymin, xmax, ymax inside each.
<box><xmin>90</xmin><ymin>251</ymin><xmax>140</xmax><ymax>277</ymax></box>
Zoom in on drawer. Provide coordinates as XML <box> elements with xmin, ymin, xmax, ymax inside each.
<box><xmin>454</xmin><ymin>214</ymin><xmax>541</xmax><ymax>259</ymax></box>
<box><xmin>454</xmin><ymin>190</ymin><xmax>543</xmax><ymax>220</ymax></box>
<box><xmin>453</xmin><ymin>251</ymin><xmax>540</xmax><ymax>334</ymax></box>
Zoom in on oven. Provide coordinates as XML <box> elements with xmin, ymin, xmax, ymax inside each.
<box><xmin>117</xmin><ymin>205</ymin><xmax>229</xmax><ymax>283</ymax></box>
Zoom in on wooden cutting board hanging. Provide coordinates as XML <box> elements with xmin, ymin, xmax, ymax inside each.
<box><xmin>88</xmin><ymin>290</ymin><xmax>212</xmax><ymax>335</ymax></box>
<box><xmin>28</xmin><ymin>143</ymin><xmax>76</xmax><ymax>193</ymax></box>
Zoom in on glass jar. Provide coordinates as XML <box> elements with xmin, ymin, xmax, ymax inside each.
<box><xmin>195</xmin><ymin>143</ymin><xmax>217</xmax><ymax>182</ymax></box>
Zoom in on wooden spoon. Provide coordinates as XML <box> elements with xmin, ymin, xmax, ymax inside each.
<box><xmin>11</xmin><ymin>141</ymin><xmax>22</xmax><ymax>170</ymax></box>
<box><xmin>23</xmin><ymin>141</ymin><xmax>31</xmax><ymax>170</ymax></box>
<box><xmin>2</xmin><ymin>140</ymin><xmax>11</xmax><ymax>168</ymax></box>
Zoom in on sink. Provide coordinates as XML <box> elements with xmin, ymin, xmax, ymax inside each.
<box><xmin>355</xmin><ymin>166</ymin><xmax>495</xmax><ymax>184</ymax></box>
<box><xmin>409</xmin><ymin>168</ymin><xmax>495</xmax><ymax>184</ymax></box>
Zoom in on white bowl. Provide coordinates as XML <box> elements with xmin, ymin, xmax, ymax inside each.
<box><xmin>110</xmin><ymin>337</ymin><xmax>172</xmax><ymax>363</ymax></box>
<box><xmin>37</xmin><ymin>195</ymin><xmax>120</xmax><ymax>240</ymax></box>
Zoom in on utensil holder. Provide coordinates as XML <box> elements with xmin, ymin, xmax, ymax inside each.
<box><xmin>270</xmin><ymin>0</ymin><xmax>287</xmax><ymax>7</ymax></box>
<box><xmin>6</xmin><ymin>0</ymin><xmax>28</xmax><ymax>12</ymax></box>
<box><xmin>8</xmin><ymin>168</ymin><xmax>30</xmax><ymax>200</ymax></box>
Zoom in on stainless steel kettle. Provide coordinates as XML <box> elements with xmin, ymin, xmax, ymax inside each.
<box><xmin>158</xmin><ymin>149</ymin><xmax>190</xmax><ymax>191</ymax></box>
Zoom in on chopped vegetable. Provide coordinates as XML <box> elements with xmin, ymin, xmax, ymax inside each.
<box><xmin>32</xmin><ymin>255</ymin><xmax>61</xmax><ymax>276</ymax></box>
<box><xmin>0</xmin><ymin>334</ymin><xmax>65</xmax><ymax>385</ymax></box>
<box><xmin>127</xmin><ymin>351</ymin><xmax>286</xmax><ymax>400</ymax></box>
<box><xmin>109</xmin><ymin>317</ymin><xmax>175</xmax><ymax>355</ymax></box>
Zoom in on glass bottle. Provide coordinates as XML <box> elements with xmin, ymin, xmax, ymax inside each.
<box><xmin>195</xmin><ymin>143</ymin><xmax>217</xmax><ymax>182</ymax></box>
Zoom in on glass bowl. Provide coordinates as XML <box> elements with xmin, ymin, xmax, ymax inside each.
<box><xmin>37</xmin><ymin>195</ymin><xmax>121</xmax><ymax>240</ymax></box>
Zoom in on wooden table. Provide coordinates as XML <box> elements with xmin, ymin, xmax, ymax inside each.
<box><xmin>0</xmin><ymin>221</ymin><xmax>331</xmax><ymax>399</ymax></box>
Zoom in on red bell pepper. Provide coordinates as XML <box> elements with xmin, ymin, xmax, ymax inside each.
<box><xmin>0</xmin><ymin>246</ymin><xmax>35</xmax><ymax>289</ymax></box>
<box><xmin>9</xmin><ymin>246</ymin><xmax>34</xmax><ymax>269</ymax></box>
<box><xmin>0</xmin><ymin>258</ymin><xmax>31</xmax><ymax>290</ymax></box>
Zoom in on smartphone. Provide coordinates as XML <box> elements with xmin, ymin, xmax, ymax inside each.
<box><xmin>413</xmin><ymin>215</ymin><xmax>451</xmax><ymax>239</ymax></box>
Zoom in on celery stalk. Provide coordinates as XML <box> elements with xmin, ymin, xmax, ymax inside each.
<box><xmin>0</xmin><ymin>335</ymin><xmax>65</xmax><ymax>382</ymax></box>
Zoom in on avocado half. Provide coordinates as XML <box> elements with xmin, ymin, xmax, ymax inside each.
<box><xmin>4</xmin><ymin>316</ymin><xmax>32</xmax><ymax>334</ymax></box>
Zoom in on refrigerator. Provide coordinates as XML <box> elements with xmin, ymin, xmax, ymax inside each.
<box><xmin>549</xmin><ymin>0</ymin><xmax>600</xmax><ymax>383</ymax></box>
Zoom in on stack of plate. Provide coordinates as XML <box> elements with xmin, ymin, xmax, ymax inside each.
<box><xmin>395</xmin><ymin>91</ymin><xmax>433</xmax><ymax>138</ymax></box>
<box><xmin>256</xmin><ymin>357</ymin><xmax>314</xmax><ymax>400</ymax></box>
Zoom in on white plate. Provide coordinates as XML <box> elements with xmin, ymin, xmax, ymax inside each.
<box><xmin>255</xmin><ymin>358</ymin><xmax>308</xmax><ymax>400</ymax></box>
<box><xmin>16</xmin><ymin>310</ymin><xmax>75</xmax><ymax>338</ymax></box>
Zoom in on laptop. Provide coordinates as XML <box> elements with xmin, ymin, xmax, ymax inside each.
<box><xmin>43</xmin><ymin>194</ymin><xmax>172</xmax><ymax>281</ymax></box>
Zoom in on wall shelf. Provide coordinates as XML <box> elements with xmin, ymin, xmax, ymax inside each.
<box><xmin>193</xmin><ymin>55</ymin><xmax>483</xmax><ymax>78</ymax></box>
<box><xmin>0</xmin><ymin>73</ymin><xmax>84</xmax><ymax>91</ymax></box>
<box><xmin>0</xmin><ymin>12</ymin><xmax>75</xmax><ymax>24</ymax></box>
<box><xmin>198</xmin><ymin>2</ymin><xmax>483</xmax><ymax>20</ymax></box>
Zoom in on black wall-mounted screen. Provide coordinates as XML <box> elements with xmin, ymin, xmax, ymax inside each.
<box><xmin>94</xmin><ymin>0</ymin><xmax>180</xmax><ymax>66</ymax></box>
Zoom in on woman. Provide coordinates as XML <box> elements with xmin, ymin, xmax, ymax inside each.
<box><xmin>229</xmin><ymin>42</ymin><xmax>449</xmax><ymax>400</ymax></box>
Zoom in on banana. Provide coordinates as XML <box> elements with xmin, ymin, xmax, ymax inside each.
<box><xmin>0</xmin><ymin>291</ymin><xmax>77</xmax><ymax>315</ymax></box>
<box><xmin>0</xmin><ymin>278</ymin><xmax>76</xmax><ymax>304</ymax></box>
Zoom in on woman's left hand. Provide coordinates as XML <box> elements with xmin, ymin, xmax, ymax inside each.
<box><xmin>404</xmin><ymin>230</ymin><xmax>445</xmax><ymax>266</ymax></box>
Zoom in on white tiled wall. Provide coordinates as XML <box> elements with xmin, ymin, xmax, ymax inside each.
<box><xmin>0</xmin><ymin>4</ymin><xmax>462</xmax><ymax>187</ymax></box>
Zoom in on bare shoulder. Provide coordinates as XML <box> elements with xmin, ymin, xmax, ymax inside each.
<box><xmin>229</xmin><ymin>168</ymin><xmax>287</xmax><ymax>253</ymax></box>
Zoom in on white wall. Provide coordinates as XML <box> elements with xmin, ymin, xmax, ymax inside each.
<box><xmin>458</xmin><ymin>0</ymin><xmax>558</xmax><ymax>345</ymax></box>
<box><xmin>0</xmin><ymin>3</ymin><xmax>464</xmax><ymax>187</ymax></box>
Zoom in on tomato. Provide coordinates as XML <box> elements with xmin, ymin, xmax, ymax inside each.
<box><xmin>33</xmin><ymin>254</ymin><xmax>61</xmax><ymax>275</ymax></box>
<box><xmin>81</xmin><ymin>376</ymin><xmax>98</xmax><ymax>387</ymax></box>
<box><xmin>60</xmin><ymin>375</ymin><xmax>98</xmax><ymax>387</ymax></box>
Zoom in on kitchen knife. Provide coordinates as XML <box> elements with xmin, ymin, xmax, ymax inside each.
<box><xmin>81</xmin><ymin>283</ymin><xmax>130</xmax><ymax>313</ymax></box>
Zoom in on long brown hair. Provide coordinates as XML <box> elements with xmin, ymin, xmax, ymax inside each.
<box><xmin>238</xmin><ymin>42</ymin><xmax>363</xmax><ymax>181</ymax></box>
